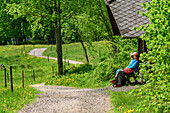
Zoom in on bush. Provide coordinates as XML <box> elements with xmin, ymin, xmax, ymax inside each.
<box><xmin>132</xmin><ymin>0</ymin><xmax>170</xmax><ymax>112</ymax></box>
<box><xmin>91</xmin><ymin>38</ymin><xmax>137</xmax><ymax>82</ymax></box>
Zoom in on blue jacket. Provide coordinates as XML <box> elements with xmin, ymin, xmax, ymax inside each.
<box><xmin>127</xmin><ymin>58</ymin><xmax>139</xmax><ymax>73</ymax></box>
<box><xmin>116</xmin><ymin>58</ymin><xmax>139</xmax><ymax>74</ymax></box>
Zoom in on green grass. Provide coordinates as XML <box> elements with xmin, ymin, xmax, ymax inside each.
<box><xmin>43</xmin><ymin>41</ymin><xmax>109</xmax><ymax>63</ymax></box>
<box><xmin>0</xmin><ymin>45</ymin><xmax>58</xmax><ymax>112</ymax></box>
<box><xmin>0</xmin><ymin>40</ymin><xmax>140</xmax><ymax>112</ymax></box>
<box><xmin>108</xmin><ymin>90</ymin><xmax>141</xmax><ymax>113</ymax></box>
<box><xmin>0</xmin><ymin>45</ymin><xmax>58</xmax><ymax>86</ymax></box>
<box><xmin>0</xmin><ymin>84</ymin><xmax>40</xmax><ymax>113</ymax></box>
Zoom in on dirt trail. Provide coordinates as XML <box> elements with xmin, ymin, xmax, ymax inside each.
<box><xmin>19</xmin><ymin>48</ymin><xmax>138</xmax><ymax>113</ymax></box>
<box><xmin>28</xmin><ymin>48</ymin><xmax>84</xmax><ymax>64</ymax></box>
<box><xmin>18</xmin><ymin>83</ymin><xmax>112</xmax><ymax>113</ymax></box>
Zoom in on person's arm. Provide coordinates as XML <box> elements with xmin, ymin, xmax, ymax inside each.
<box><xmin>128</xmin><ymin>60</ymin><xmax>139</xmax><ymax>69</ymax></box>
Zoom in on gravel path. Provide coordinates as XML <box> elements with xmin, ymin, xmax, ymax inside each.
<box><xmin>28</xmin><ymin>48</ymin><xmax>84</xmax><ymax>64</ymax></box>
<box><xmin>18</xmin><ymin>83</ymin><xmax>113</xmax><ymax>113</ymax></box>
<box><xmin>20</xmin><ymin>48</ymin><xmax>139</xmax><ymax>113</ymax></box>
<box><xmin>18</xmin><ymin>83</ymin><xmax>138</xmax><ymax>113</ymax></box>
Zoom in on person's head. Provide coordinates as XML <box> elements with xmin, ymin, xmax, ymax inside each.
<box><xmin>130</xmin><ymin>52</ymin><xmax>134</xmax><ymax>59</ymax></box>
<box><xmin>130</xmin><ymin>52</ymin><xmax>139</xmax><ymax>61</ymax></box>
<box><xmin>133</xmin><ymin>53</ymin><xmax>139</xmax><ymax>61</ymax></box>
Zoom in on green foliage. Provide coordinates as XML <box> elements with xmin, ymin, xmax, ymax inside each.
<box><xmin>46</xmin><ymin>39</ymin><xmax>138</xmax><ymax>88</ymax></box>
<box><xmin>132</xmin><ymin>0</ymin><xmax>170</xmax><ymax>112</ymax></box>
<box><xmin>91</xmin><ymin>37</ymin><xmax>137</xmax><ymax>82</ymax></box>
<box><xmin>64</xmin><ymin>63</ymin><xmax>93</xmax><ymax>75</ymax></box>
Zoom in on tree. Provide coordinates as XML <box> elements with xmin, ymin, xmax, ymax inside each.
<box><xmin>6</xmin><ymin>0</ymin><xmax>86</xmax><ymax>74</ymax></box>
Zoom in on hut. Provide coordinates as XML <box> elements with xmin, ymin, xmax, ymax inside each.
<box><xmin>104</xmin><ymin>0</ymin><xmax>150</xmax><ymax>55</ymax></box>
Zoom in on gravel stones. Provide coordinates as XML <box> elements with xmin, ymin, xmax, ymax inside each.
<box><xmin>18</xmin><ymin>83</ymin><xmax>113</xmax><ymax>113</ymax></box>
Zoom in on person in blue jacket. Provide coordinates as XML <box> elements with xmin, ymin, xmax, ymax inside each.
<box><xmin>110</xmin><ymin>52</ymin><xmax>139</xmax><ymax>87</ymax></box>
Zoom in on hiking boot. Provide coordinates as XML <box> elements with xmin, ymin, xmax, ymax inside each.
<box><xmin>115</xmin><ymin>85</ymin><xmax>121</xmax><ymax>87</ymax></box>
<box><xmin>110</xmin><ymin>80</ymin><xmax>117</xmax><ymax>83</ymax></box>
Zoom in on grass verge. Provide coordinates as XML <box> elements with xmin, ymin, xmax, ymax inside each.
<box><xmin>0</xmin><ymin>84</ymin><xmax>41</xmax><ymax>113</ymax></box>
<box><xmin>108</xmin><ymin>90</ymin><xmax>141</xmax><ymax>113</ymax></box>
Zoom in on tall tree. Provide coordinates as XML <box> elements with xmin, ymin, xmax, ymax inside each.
<box><xmin>7</xmin><ymin>0</ymin><xmax>84</xmax><ymax>74</ymax></box>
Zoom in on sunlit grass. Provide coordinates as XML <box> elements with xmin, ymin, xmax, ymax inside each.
<box><xmin>43</xmin><ymin>41</ymin><xmax>109</xmax><ymax>63</ymax></box>
<box><xmin>0</xmin><ymin>45</ymin><xmax>57</xmax><ymax>112</ymax></box>
<box><xmin>0</xmin><ymin>84</ymin><xmax>40</xmax><ymax>113</ymax></box>
<box><xmin>108</xmin><ymin>90</ymin><xmax>142</xmax><ymax>113</ymax></box>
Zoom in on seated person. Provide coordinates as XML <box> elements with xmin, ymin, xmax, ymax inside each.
<box><xmin>110</xmin><ymin>52</ymin><xmax>139</xmax><ymax>87</ymax></box>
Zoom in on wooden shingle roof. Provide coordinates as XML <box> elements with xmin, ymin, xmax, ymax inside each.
<box><xmin>105</xmin><ymin>0</ymin><xmax>151</xmax><ymax>38</ymax></box>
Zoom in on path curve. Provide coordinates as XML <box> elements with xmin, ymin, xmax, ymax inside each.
<box><xmin>18</xmin><ymin>83</ymin><xmax>112</xmax><ymax>113</ymax></box>
<box><xmin>23</xmin><ymin>48</ymin><xmax>139</xmax><ymax>113</ymax></box>
<box><xmin>28</xmin><ymin>48</ymin><xmax>84</xmax><ymax>64</ymax></box>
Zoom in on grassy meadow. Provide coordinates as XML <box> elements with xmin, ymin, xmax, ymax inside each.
<box><xmin>0</xmin><ymin>39</ymin><xmax>140</xmax><ymax>113</ymax></box>
<box><xmin>43</xmin><ymin>41</ymin><xmax>109</xmax><ymax>64</ymax></box>
<box><xmin>0</xmin><ymin>45</ymin><xmax>58</xmax><ymax>112</ymax></box>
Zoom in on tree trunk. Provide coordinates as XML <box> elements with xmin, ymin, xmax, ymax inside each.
<box><xmin>55</xmin><ymin>27</ymin><xmax>63</xmax><ymax>75</ymax></box>
<box><xmin>79</xmin><ymin>38</ymin><xmax>89</xmax><ymax>63</ymax></box>
<box><xmin>77</xmin><ymin>32</ymin><xmax>89</xmax><ymax>63</ymax></box>
<box><xmin>54</xmin><ymin>0</ymin><xmax>63</xmax><ymax>75</ymax></box>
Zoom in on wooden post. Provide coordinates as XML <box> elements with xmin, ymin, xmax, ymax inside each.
<box><xmin>4</xmin><ymin>68</ymin><xmax>7</xmax><ymax>88</ymax></box>
<box><xmin>10</xmin><ymin>66</ymin><xmax>13</xmax><ymax>92</ymax></box>
<box><xmin>52</xmin><ymin>66</ymin><xmax>54</xmax><ymax>75</ymax></box>
<box><xmin>68</xmin><ymin>60</ymin><xmax>69</xmax><ymax>66</ymax></box>
<box><xmin>33</xmin><ymin>70</ymin><xmax>35</xmax><ymax>81</ymax></box>
<box><xmin>48</xmin><ymin>55</ymin><xmax>49</xmax><ymax>62</ymax></box>
<box><xmin>22</xmin><ymin>70</ymin><xmax>24</xmax><ymax>88</ymax></box>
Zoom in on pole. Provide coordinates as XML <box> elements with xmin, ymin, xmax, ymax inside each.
<box><xmin>52</xmin><ymin>66</ymin><xmax>54</xmax><ymax>75</ymax></box>
<box><xmin>22</xmin><ymin>70</ymin><xmax>24</xmax><ymax>88</ymax></box>
<box><xmin>10</xmin><ymin>66</ymin><xmax>13</xmax><ymax>92</ymax></box>
<box><xmin>4</xmin><ymin>68</ymin><xmax>7</xmax><ymax>88</ymax></box>
<box><xmin>33</xmin><ymin>70</ymin><xmax>35</xmax><ymax>81</ymax></box>
<box><xmin>48</xmin><ymin>55</ymin><xmax>49</xmax><ymax>62</ymax></box>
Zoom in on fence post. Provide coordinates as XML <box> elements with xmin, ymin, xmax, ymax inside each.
<box><xmin>66</xmin><ymin>47</ymin><xmax>69</xmax><ymax>65</ymax></box>
<box><xmin>48</xmin><ymin>55</ymin><xmax>49</xmax><ymax>62</ymax></box>
<box><xmin>52</xmin><ymin>66</ymin><xmax>54</xmax><ymax>75</ymax></box>
<box><xmin>68</xmin><ymin>60</ymin><xmax>69</xmax><ymax>66</ymax></box>
<box><xmin>33</xmin><ymin>70</ymin><xmax>35</xmax><ymax>81</ymax></box>
<box><xmin>4</xmin><ymin>68</ymin><xmax>7</xmax><ymax>88</ymax></box>
<box><xmin>22</xmin><ymin>70</ymin><xmax>24</xmax><ymax>88</ymax></box>
<box><xmin>10</xmin><ymin>66</ymin><xmax>13</xmax><ymax>92</ymax></box>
